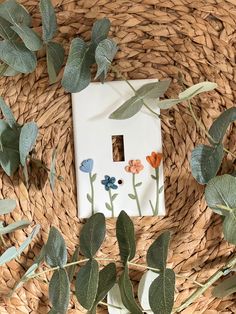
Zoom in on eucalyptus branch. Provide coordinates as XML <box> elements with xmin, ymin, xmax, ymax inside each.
<box><xmin>30</xmin><ymin>157</ymin><xmax>64</xmax><ymax>181</ymax></box>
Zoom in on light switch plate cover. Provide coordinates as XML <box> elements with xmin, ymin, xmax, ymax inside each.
<box><xmin>72</xmin><ymin>79</ymin><xmax>165</xmax><ymax>218</ymax></box>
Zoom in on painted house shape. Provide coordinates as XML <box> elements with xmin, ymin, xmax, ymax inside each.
<box><xmin>72</xmin><ymin>79</ymin><xmax>165</xmax><ymax>218</ymax></box>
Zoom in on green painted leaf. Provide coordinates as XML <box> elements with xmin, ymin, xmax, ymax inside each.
<box><xmin>0</xmin><ymin>0</ymin><xmax>31</xmax><ymax>26</ymax></box>
<box><xmin>205</xmin><ymin>174</ymin><xmax>236</xmax><ymax>215</ymax></box>
<box><xmin>128</xmin><ymin>194</ymin><xmax>136</xmax><ymax>200</ymax></box>
<box><xmin>10</xmin><ymin>25</ymin><xmax>42</xmax><ymax>51</ymax></box>
<box><xmin>209</xmin><ymin>107</ymin><xmax>236</xmax><ymax>144</ymax></box>
<box><xmin>91</xmin><ymin>18</ymin><xmax>111</xmax><ymax>47</ymax></box>
<box><xmin>147</xmin><ymin>231</ymin><xmax>171</xmax><ymax>272</ymax></box>
<box><xmin>19</xmin><ymin>122</ymin><xmax>38</xmax><ymax>166</ymax></box>
<box><xmin>39</xmin><ymin>0</ymin><xmax>57</xmax><ymax>43</ymax></box>
<box><xmin>62</xmin><ymin>38</ymin><xmax>93</xmax><ymax>93</ymax></box>
<box><xmin>95</xmin><ymin>38</ymin><xmax>118</xmax><ymax>80</ymax></box>
<box><xmin>107</xmin><ymin>284</ymin><xmax>130</xmax><ymax>314</ymax></box>
<box><xmin>191</xmin><ymin>144</ymin><xmax>224</xmax><ymax>185</ymax></box>
<box><xmin>45</xmin><ymin>226</ymin><xmax>67</xmax><ymax>267</ymax></box>
<box><xmin>0</xmin><ymin>120</ymin><xmax>20</xmax><ymax>176</ymax></box>
<box><xmin>91</xmin><ymin>173</ymin><xmax>97</xmax><ymax>182</ymax></box>
<box><xmin>0</xmin><ymin>40</ymin><xmax>36</xmax><ymax>73</ymax></box>
<box><xmin>136</xmin><ymin>80</ymin><xmax>171</xmax><ymax>99</ymax></box>
<box><xmin>80</xmin><ymin>213</ymin><xmax>106</xmax><ymax>258</ymax></box>
<box><xmin>75</xmin><ymin>259</ymin><xmax>99</xmax><ymax>310</ymax></box>
<box><xmin>112</xmin><ymin>193</ymin><xmax>118</xmax><ymax>201</ymax></box>
<box><xmin>159</xmin><ymin>185</ymin><xmax>164</xmax><ymax>194</ymax></box>
<box><xmin>67</xmin><ymin>246</ymin><xmax>79</xmax><ymax>282</ymax></box>
<box><xmin>213</xmin><ymin>275</ymin><xmax>236</xmax><ymax>298</ymax></box>
<box><xmin>106</xmin><ymin>202</ymin><xmax>112</xmax><ymax>210</ymax></box>
<box><xmin>223</xmin><ymin>210</ymin><xmax>236</xmax><ymax>245</ymax></box>
<box><xmin>0</xmin><ymin>219</ymin><xmax>30</xmax><ymax>235</ymax></box>
<box><xmin>149</xmin><ymin>268</ymin><xmax>175</xmax><ymax>314</ymax></box>
<box><xmin>0</xmin><ymin>199</ymin><xmax>16</xmax><ymax>214</ymax></box>
<box><xmin>49</xmin><ymin>269</ymin><xmax>70</xmax><ymax>314</ymax></box>
<box><xmin>17</xmin><ymin>224</ymin><xmax>40</xmax><ymax>255</ymax></box>
<box><xmin>109</xmin><ymin>96</ymin><xmax>143</xmax><ymax>120</ymax></box>
<box><xmin>87</xmin><ymin>193</ymin><xmax>92</xmax><ymax>203</ymax></box>
<box><xmin>0</xmin><ymin>246</ymin><xmax>17</xmax><ymax>266</ymax></box>
<box><xmin>46</xmin><ymin>42</ymin><xmax>64</xmax><ymax>84</ymax></box>
<box><xmin>0</xmin><ymin>97</ymin><xmax>16</xmax><ymax>128</ymax></box>
<box><xmin>90</xmin><ymin>263</ymin><xmax>117</xmax><ymax>313</ymax></box>
<box><xmin>135</xmin><ymin>182</ymin><xmax>142</xmax><ymax>187</ymax></box>
<box><xmin>49</xmin><ymin>149</ymin><xmax>57</xmax><ymax>191</ymax></box>
<box><xmin>0</xmin><ymin>16</ymin><xmax>17</xmax><ymax>40</ymax></box>
<box><xmin>118</xmin><ymin>265</ymin><xmax>142</xmax><ymax>314</ymax></box>
<box><xmin>116</xmin><ymin>210</ymin><xmax>136</xmax><ymax>264</ymax></box>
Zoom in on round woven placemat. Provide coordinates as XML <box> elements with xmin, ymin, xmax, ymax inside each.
<box><xmin>0</xmin><ymin>0</ymin><xmax>236</xmax><ymax>313</ymax></box>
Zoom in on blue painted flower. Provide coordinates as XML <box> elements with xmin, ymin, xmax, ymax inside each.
<box><xmin>101</xmin><ymin>175</ymin><xmax>118</xmax><ymax>191</ymax></box>
<box><xmin>79</xmin><ymin>159</ymin><xmax>93</xmax><ymax>173</ymax></box>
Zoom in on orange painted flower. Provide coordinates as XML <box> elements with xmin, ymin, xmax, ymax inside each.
<box><xmin>125</xmin><ymin>159</ymin><xmax>144</xmax><ymax>174</ymax></box>
<box><xmin>146</xmin><ymin>152</ymin><xmax>163</xmax><ymax>168</ymax></box>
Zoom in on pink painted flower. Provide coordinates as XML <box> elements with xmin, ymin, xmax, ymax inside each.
<box><xmin>125</xmin><ymin>160</ymin><xmax>144</xmax><ymax>174</ymax></box>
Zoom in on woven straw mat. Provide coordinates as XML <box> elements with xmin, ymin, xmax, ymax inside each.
<box><xmin>0</xmin><ymin>0</ymin><xmax>236</xmax><ymax>313</ymax></box>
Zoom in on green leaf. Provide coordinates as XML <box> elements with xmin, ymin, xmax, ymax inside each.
<box><xmin>0</xmin><ymin>63</ymin><xmax>20</xmax><ymax>77</ymax></box>
<box><xmin>67</xmin><ymin>246</ymin><xmax>79</xmax><ymax>282</ymax></box>
<box><xmin>151</xmin><ymin>175</ymin><xmax>157</xmax><ymax>180</ymax></box>
<box><xmin>138</xmin><ymin>270</ymin><xmax>158</xmax><ymax>312</ymax></box>
<box><xmin>19</xmin><ymin>122</ymin><xmax>38</xmax><ymax>166</ymax></box>
<box><xmin>49</xmin><ymin>148</ymin><xmax>57</xmax><ymax>191</ymax></box>
<box><xmin>107</xmin><ymin>284</ymin><xmax>130</xmax><ymax>314</ymax></box>
<box><xmin>118</xmin><ymin>265</ymin><xmax>142</xmax><ymax>314</ymax></box>
<box><xmin>149</xmin><ymin>268</ymin><xmax>175</xmax><ymax>314</ymax></box>
<box><xmin>90</xmin><ymin>263</ymin><xmax>117</xmax><ymax>313</ymax></box>
<box><xmin>0</xmin><ymin>199</ymin><xmax>16</xmax><ymax>215</ymax></box>
<box><xmin>10</xmin><ymin>25</ymin><xmax>43</xmax><ymax>51</ymax></box>
<box><xmin>0</xmin><ymin>97</ymin><xmax>16</xmax><ymax>128</ymax></box>
<box><xmin>112</xmin><ymin>193</ymin><xmax>118</xmax><ymax>201</ymax></box>
<box><xmin>116</xmin><ymin>210</ymin><xmax>136</xmax><ymax>264</ymax></box>
<box><xmin>62</xmin><ymin>38</ymin><xmax>93</xmax><ymax>93</ymax></box>
<box><xmin>159</xmin><ymin>185</ymin><xmax>164</xmax><ymax>194</ymax></box>
<box><xmin>0</xmin><ymin>219</ymin><xmax>30</xmax><ymax>235</ymax></box>
<box><xmin>80</xmin><ymin>213</ymin><xmax>106</xmax><ymax>258</ymax></box>
<box><xmin>0</xmin><ymin>246</ymin><xmax>17</xmax><ymax>266</ymax></box>
<box><xmin>191</xmin><ymin>144</ymin><xmax>224</xmax><ymax>185</ymax></box>
<box><xmin>205</xmin><ymin>175</ymin><xmax>236</xmax><ymax>215</ymax></box>
<box><xmin>147</xmin><ymin>231</ymin><xmax>171</xmax><ymax>272</ymax></box>
<box><xmin>49</xmin><ymin>269</ymin><xmax>70</xmax><ymax>314</ymax></box>
<box><xmin>95</xmin><ymin>38</ymin><xmax>118</xmax><ymax>80</ymax></box>
<box><xmin>106</xmin><ymin>202</ymin><xmax>112</xmax><ymax>210</ymax></box>
<box><xmin>128</xmin><ymin>194</ymin><xmax>136</xmax><ymax>200</ymax></box>
<box><xmin>39</xmin><ymin>0</ymin><xmax>57</xmax><ymax>43</ymax></box>
<box><xmin>91</xmin><ymin>173</ymin><xmax>97</xmax><ymax>182</ymax></box>
<box><xmin>109</xmin><ymin>96</ymin><xmax>143</xmax><ymax>120</ymax></box>
<box><xmin>0</xmin><ymin>16</ymin><xmax>17</xmax><ymax>40</ymax></box>
<box><xmin>208</xmin><ymin>107</ymin><xmax>236</xmax><ymax>144</ymax></box>
<box><xmin>135</xmin><ymin>182</ymin><xmax>142</xmax><ymax>187</ymax></box>
<box><xmin>87</xmin><ymin>193</ymin><xmax>92</xmax><ymax>203</ymax></box>
<box><xmin>17</xmin><ymin>224</ymin><xmax>40</xmax><ymax>255</ymax></box>
<box><xmin>0</xmin><ymin>120</ymin><xmax>20</xmax><ymax>176</ymax></box>
<box><xmin>91</xmin><ymin>18</ymin><xmax>111</xmax><ymax>47</ymax></box>
<box><xmin>0</xmin><ymin>40</ymin><xmax>37</xmax><ymax>73</ymax></box>
<box><xmin>213</xmin><ymin>275</ymin><xmax>236</xmax><ymax>298</ymax></box>
<box><xmin>45</xmin><ymin>226</ymin><xmax>67</xmax><ymax>267</ymax></box>
<box><xmin>75</xmin><ymin>259</ymin><xmax>99</xmax><ymax>310</ymax></box>
<box><xmin>223</xmin><ymin>210</ymin><xmax>236</xmax><ymax>245</ymax></box>
<box><xmin>0</xmin><ymin>0</ymin><xmax>31</xmax><ymax>26</ymax></box>
<box><xmin>136</xmin><ymin>80</ymin><xmax>171</xmax><ymax>99</ymax></box>
<box><xmin>46</xmin><ymin>42</ymin><xmax>64</xmax><ymax>84</ymax></box>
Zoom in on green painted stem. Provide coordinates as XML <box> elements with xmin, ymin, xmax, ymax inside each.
<box><xmin>108</xmin><ymin>189</ymin><xmax>114</xmax><ymax>218</ymax></box>
<box><xmin>89</xmin><ymin>172</ymin><xmax>95</xmax><ymax>215</ymax></box>
<box><xmin>132</xmin><ymin>174</ymin><xmax>142</xmax><ymax>216</ymax></box>
<box><xmin>154</xmin><ymin>167</ymin><xmax>159</xmax><ymax>215</ymax></box>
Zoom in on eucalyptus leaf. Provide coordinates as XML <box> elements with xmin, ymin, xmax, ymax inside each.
<box><xmin>136</xmin><ymin>80</ymin><xmax>171</xmax><ymax>99</ymax></box>
<box><xmin>191</xmin><ymin>144</ymin><xmax>224</xmax><ymax>185</ymax></box>
<box><xmin>109</xmin><ymin>96</ymin><xmax>143</xmax><ymax>120</ymax></box>
<box><xmin>0</xmin><ymin>0</ymin><xmax>31</xmax><ymax>26</ymax></box>
<box><xmin>223</xmin><ymin>210</ymin><xmax>236</xmax><ymax>245</ymax></box>
<box><xmin>10</xmin><ymin>25</ymin><xmax>43</xmax><ymax>51</ymax></box>
<box><xmin>147</xmin><ymin>231</ymin><xmax>170</xmax><ymax>272</ymax></box>
<box><xmin>0</xmin><ymin>198</ymin><xmax>16</xmax><ymax>215</ymax></box>
<box><xmin>19</xmin><ymin>122</ymin><xmax>38</xmax><ymax>166</ymax></box>
<box><xmin>49</xmin><ymin>269</ymin><xmax>70</xmax><ymax>314</ymax></box>
<box><xmin>0</xmin><ymin>63</ymin><xmax>20</xmax><ymax>76</ymax></box>
<box><xmin>17</xmin><ymin>224</ymin><xmax>40</xmax><ymax>255</ymax></box>
<box><xmin>116</xmin><ymin>210</ymin><xmax>136</xmax><ymax>264</ymax></box>
<box><xmin>0</xmin><ymin>246</ymin><xmax>17</xmax><ymax>266</ymax></box>
<box><xmin>213</xmin><ymin>274</ymin><xmax>236</xmax><ymax>298</ymax></box>
<box><xmin>0</xmin><ymin>219</ymin><xmax>30</xmax><ymax>235</ymax></box>
<box><xmin>0</xmin><ymin>40</ymin><xmax>37</xmax><ymax>73</ymax></box>
<box><xmin>138</xmin><ymin>270</ymin><xmax>158</xmax><ymax>313</ymax></box>
<box><xmin>0</xmin><ymin>97</ymin><xmax>16</xmax><ymax>128</ymax></box>
<box><xmin>46</xmin><ymin>42</ymin><xmax>64</xmax><ymax>84</ymax></box>
<box><xmin>118</xmin><ymin>265</ymin><xmax>142</xmax><ymax>314</ymax></box>
<box><xmin>208</xmin><ymin>107</ymin><xmax>236</xmax><ymax>144</ymax></box>
<box><xmin>149</xmin><ymin>268</ymin><xmax>175</xmax><ymax>314</ymax></box>
<box><xmin>0</xmin><ymin>16</ymin><xmax>17</xmax><ymax>40</ymax></box>
<box><xmin>68</xmin><ymin>246</ymin><xmax>79</xmax><ymax>282</ymax></box>
<box><xmin>91</xmin><ymin>18</ymin><xmax>111</xmax><ymax>47</ymax></box>
<box><xmin>107</xmin><ymin>284</ymin><xmax>130</xmax><ymax>314</ymax></box>
<box><xmin>62</xmin><ymin>38</ymin><xmax>93</xmax><ymax>93</ymax></box>
<box><xmin>75</xmin><ymin>259</ymin><xmax>99</xmax><ymax>310</ymax></box>
<box><xmin>205</xmin><ymin>174</ymin><xmax>236</xmax><ymax>215</ymax></box>
<box><xmin>49</xmin><ymin>148</ymin><xmax>57</xmax><ymax>191</ymax></box>
<box><xmin>80</xmin><ymin>212</ymin><xmax>106</xmax><ymax>258</ymax></box>
<box><xmin>95</xmin><ymin>38</ymin><xmax>118</xmax><ymax>80</ymax></box>
<box><xmin>39</xmin><ymin>0</ymin><xmax>57</xmax><ymax>43</ymax></box>
<box><xmin>45</xmin><ymin>226</ymin><xmax>67</xmax><ymax>267</ymax></box>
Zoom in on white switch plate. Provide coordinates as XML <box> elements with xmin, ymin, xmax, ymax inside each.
<box><xmin>72</xmin><ymin>79</ymin><xmax>165</xmax><ymax>218</ymax></box>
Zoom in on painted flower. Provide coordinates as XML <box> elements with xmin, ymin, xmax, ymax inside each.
<box><xmin>101</xmin><ymin>175</ymin><xmax>118</xmax><ymax>191</ymax></box>
<box><xmin>125</xmin><ymin>159</ymin><xmax>144</xmax><ymax>174</ymax></box>
<box><xmin>146</xmin><ymin>152</ymin><xmax>162</xmax><ymax>168</ymax></box>
<box><xmin>79</xmin><ymin>159</ymin><xmax>93</xmax><ymax>173</ymax></box>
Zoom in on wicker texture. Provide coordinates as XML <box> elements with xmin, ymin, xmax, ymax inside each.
<box><xmin>0</xmin><ymin>0</ymin><xmax>236</xmax><ymax>313</ymax></box>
